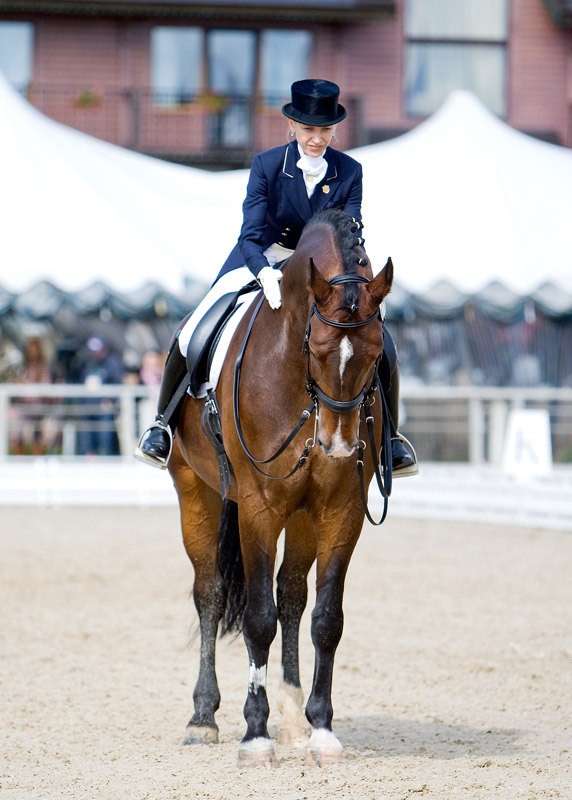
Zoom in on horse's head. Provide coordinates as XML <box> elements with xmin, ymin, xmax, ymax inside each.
<box><xmin>305</xmin><ymin>244</ymin><xmax>393</xmax><ymax>458</ymax></box>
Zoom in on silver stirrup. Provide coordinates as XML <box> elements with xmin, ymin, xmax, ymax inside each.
<box><xmin>392</xmin><ymin>432</ymin><xmax>419</xmax><ymax>478</ymax></box>
<box><xmin>133</xmin><ymin>420</ymin><xmax>173</xmax><ymax>470</ymax></box>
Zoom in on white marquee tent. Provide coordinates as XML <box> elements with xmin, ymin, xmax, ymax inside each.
<box><xmin>352</xmin><ymin>90</ymin><xmax>572</xmax><ymax>295</ymax></box>
<box><xmin>0</xmin><ymin>72</ymin><xmax>246</xmax><ymax>294</ymax></box>
<box><xmin>1</xmin><ymin>72</ymin><xmax>572</xmax><ymax>298</ymax></box>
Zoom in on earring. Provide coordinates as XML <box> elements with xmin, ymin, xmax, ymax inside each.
<box><xmin>289</xmin><ymin>130</ymin><xmax>295</xmax><ymax>138</ymax></box>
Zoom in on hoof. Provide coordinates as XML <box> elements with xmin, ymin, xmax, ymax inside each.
<box><xmin>182</xmin><ymin>724</ymin><xmax>219</xmax><ymax>745</ymax></box>
<box><xmin>277</xmin><ymin>726</ymin><xmax>310</xmax><ymax>747</ymax></box>
<box><xmin>277</xmin><ymin>681</ymin><xmax>310</xmax><ymax>747</ymax></box>
<box><xmin>237</xmin><ymin>737</ymin><xmax>278</xmax><ymax>768</ymax></box>
<box><xmin>305</xmin><ymin>728</ymin><xmax>344</xmax><ymax>767</ymax></box>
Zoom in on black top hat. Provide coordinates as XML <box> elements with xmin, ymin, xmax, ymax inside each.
<box><xmin>282</xmin><ymin>79</ymin><xmax>347</xmax><ymax>126</ymax></box>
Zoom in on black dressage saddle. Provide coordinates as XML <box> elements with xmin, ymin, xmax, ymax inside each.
<box><xmin>186</xmin><ymin>281</ymin><xmax>258</xmax><ymax>398</ymax></box>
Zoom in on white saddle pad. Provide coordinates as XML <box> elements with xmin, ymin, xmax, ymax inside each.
<box><xmin>192</xmin><ymin>289</ymin><xmax>259</xmax><ymax>399</ymax></box>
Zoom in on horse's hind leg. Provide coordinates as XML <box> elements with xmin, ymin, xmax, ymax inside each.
<box><xmin>276</xmin><ymin>510</ymin><xmax>316</xmax><ymax>746</ymax></box>
<box><xmin>170</xmin><ymin>458</ymin><xmax>224</xmax><ymax>745</ymax></box>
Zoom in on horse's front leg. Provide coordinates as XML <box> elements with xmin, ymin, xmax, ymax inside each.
<box><xmin>304</xmin><ymin>516</ymin><xmax>362</xmax><ymax>766</ymax></box>
<box><xmin>276</xmin><ymin>510</ymin><xmax>316</xmax><ymax>746</ymax></box>
<box><xmin>237</xmin><ymin>504</ymin><xmax>282</xmax><ymax>767</ymax></box>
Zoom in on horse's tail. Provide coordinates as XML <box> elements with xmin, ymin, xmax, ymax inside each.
<box><xmin>217</xmin><ymin>498</ymin><xmax>246</xmax><ymax>637</ymax></box>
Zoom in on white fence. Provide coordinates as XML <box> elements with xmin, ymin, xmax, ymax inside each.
<box><xmin>399</xmin><ymin>384</ymin><xmax>572</xmax><ymax>466</ymax></box>
<box><xmin>1</xmin><ymin>382</ymin><xmax>572</xmax><ymax>465</ymax></box>
<box><xmin>0</xmin><ymin>383</ymin><xmax>153</xmax><ymax>459</ymax></box>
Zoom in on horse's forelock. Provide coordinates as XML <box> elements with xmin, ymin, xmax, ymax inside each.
<box><xmin>305</xmin><ymin>209</ymin><xmax>361</xmax><ymax>311</ymax></box>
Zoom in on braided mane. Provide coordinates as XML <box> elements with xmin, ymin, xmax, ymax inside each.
<box><xmin>304</xmin><ymin>209</ymin><xmax>363</xmax><ymax>310</ymax></box>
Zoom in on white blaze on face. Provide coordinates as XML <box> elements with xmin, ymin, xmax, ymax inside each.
<box><xmin>338</xmin><ymin>335</ymin><xmax>353</xmax><ymax>385</ymax></box>
<box><xmin>329</xmin><ymin>418</ymin><xmax>347</xmax><ymax>458</ymax></box>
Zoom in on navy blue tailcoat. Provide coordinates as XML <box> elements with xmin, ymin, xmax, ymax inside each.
<box><xmin>217</xmin><ymin>140</ymin><xmax>363</xmax><ymax>279</ymax></box>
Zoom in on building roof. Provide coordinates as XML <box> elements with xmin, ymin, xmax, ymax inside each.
<box><xmin>0</xmin><ymin>0</ymin><xmax>396</xmax><ymax>23</ymax></box>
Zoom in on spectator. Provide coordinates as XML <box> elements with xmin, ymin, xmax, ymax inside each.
<box><xmin>140</xmin><ymin>349</ymin><xmax>164</xmax><ymax>398</ymax></box>
<box><xmin>11</xmin><ymin>337</ymin><xmax>58</xmax><ymax>455</ymax></box>
<box><xmin>78</xmin><ymin>337</ymin><xmax>124</xmax><ymax>455</ymax></box>
<box><xmin>0</xmin><ymin>338</ymin><xmax>22</xmax><ymax>382</ymax></box>
<box><xmin>123</xmin><ymin>350</ymin><xmax>143</xmax><ymax>387</ymax></box>
<box><xmin>135</xmin><ymin>349</ymin><xmax>165</xmax><ymax>438</ymax></box>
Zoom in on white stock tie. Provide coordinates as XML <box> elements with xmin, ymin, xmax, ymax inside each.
<box><xmin>296</xmin><ymin>145</ymin><xmax>327</xmax><ymax>198</ymax></box>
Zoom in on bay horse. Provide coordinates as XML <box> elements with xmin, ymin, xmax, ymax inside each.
<box><xmin>168</xmin><ymin>208</ymin><xmax>393</xmax><ymax>767</ymax></box>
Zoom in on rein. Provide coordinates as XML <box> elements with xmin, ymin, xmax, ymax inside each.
<box><xmin>233</xmin><ymin>295</ymin><xmax>317</xmax><ymax>480</ymax></box>
<box><xmin>232</xmin><ymin>272</ymin><xmax>392</xmax><ymax>523</ymax></box>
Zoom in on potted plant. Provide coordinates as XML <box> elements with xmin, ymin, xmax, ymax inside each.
<box><xmin>74</xmin><ymin>88</ymin><xmax>102</xmax><ymax>108</ymax></box>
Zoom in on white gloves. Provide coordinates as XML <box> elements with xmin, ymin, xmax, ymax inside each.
<box><xmin>257</xmin><ymin>266</ymin><xmax>283</xmax><ymax>310</ymax></box>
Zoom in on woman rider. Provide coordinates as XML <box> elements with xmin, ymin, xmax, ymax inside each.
<box><xmin>135</xmin><ymin>78</ymin><xmax>417</xmax><ymax>477</ymax></box>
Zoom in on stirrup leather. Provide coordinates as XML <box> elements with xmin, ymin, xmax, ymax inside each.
<box><xmin>134</xmin><ymin>419</ymin><xmax>173</xmax><ymax>470</ymax></box>
<box><xmin>392</xmin><ymin>432</ymin><xmax>419</xmax><ymax>478</ymax></box>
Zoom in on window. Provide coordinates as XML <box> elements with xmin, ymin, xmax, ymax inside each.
<box><xmin>208</xmin><ymin>30</ymin><xmax>256</xmax><ymax>97</ymax></box>
<box><xmin>151</xmin><ymin>27</ymin><xmax>202</xmax><ymax>105</ymax></box>
<box><xmin>404</xmin><ymin>0</ymin><xmax>508</xmax><ymax>117</ymax></box>
<box><xmin>150</xmin><ymin>26</ymin><xmax>312</xmax><ymax>107</ymax></box>
<box><xmin>260</xmin><ymin>30</ymin><xmax>312</xmax><ymax>107</ymax></box>
<box><xmin>0</xmin><ymin>22</ymin><xmax>34</xmax><ymax>93</ymax></box>
<box><xmin>149</xmin><ymin>25</ymin><xmax>312</xmax><ymax>146</ymax></box>
<box><xmin>207</xmin><ymin>30</ymin><xmax>256</xmax><ymax>146</ymax></box>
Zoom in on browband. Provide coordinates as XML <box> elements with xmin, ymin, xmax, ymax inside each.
<box><xmin>327</xmin><ymin>273</ymin><xmax>370</xmax><ymax>286</ymax></box>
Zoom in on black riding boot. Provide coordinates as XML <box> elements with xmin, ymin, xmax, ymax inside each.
<box><xmin>380</xmin><ymin>327</ymin><xmax>418</xmax><ymax>478</ymax></box>
<box><xmin>134</xmin><ymin>340</ymin><xmax>189</xmax><ymax>469</ymax></box>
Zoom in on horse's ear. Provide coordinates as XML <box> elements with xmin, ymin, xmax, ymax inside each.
<box><xmin>308</xmin><ymin>257</ymin><xmax>332</xmax><ymax>305</ymax></box>
<box><xmin>367</xmin><ymin>257</ymin><xmax>394</xmax><ymax>306</ymax></box>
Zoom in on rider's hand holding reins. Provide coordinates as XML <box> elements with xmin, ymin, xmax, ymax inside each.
<box><xmin>257</xmin><ymin>266</ymin><xmax>283</xmax><ymax>310</ymax></box>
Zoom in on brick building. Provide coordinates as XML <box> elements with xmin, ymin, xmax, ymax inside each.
<box><xmin>0</xmin><ymin>0</ymin><xmax>571</xmax><ymax>166</ymax></box>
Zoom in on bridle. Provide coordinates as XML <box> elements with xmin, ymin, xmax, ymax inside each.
<box><xmin>233</xmin><ymin>270</ymin><xmax>392</xmax><ymax>524</ymax></box>
<box><xmin>302</xmin><ymin>273</ymin><xmax>381</xmax><ymax>415</ymax></box>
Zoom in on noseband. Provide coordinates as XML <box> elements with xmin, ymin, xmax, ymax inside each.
<box><xmin>303</xmin><ymin>273</ymin><xmax>382</xmax><ymax>414</ymax></box>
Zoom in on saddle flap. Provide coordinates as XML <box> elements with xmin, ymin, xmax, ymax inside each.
<box><xmin>187</xmin><ymin>291</ymin><xmax>241</xmax><ymax>398</ymax></box>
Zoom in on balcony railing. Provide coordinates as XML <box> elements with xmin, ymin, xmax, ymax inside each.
<box><xmin>26</xmin><ymin>85</ymin><xmax>363</xmax><ymax>166</ymax></box>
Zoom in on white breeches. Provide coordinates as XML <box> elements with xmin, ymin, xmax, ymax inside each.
<box><xmin>178</xmin><ymin>266</ymin><xmax>254</xmax><ymax>356</ymax></box>
<box><xmin>178</xmin><ymin>244</ymin><xmax>294</xmax><ymax>357</ymax></box>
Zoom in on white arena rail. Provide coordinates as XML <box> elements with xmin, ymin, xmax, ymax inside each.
<box><xmin>0</xmin><ymin>383</ymin><xmax>571</xmax><ymax>530</ymax></box>
<box><xmin>1</xmin><ymin>383</ymin><xmax>571</xmax><ymax>465</ymax></box>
